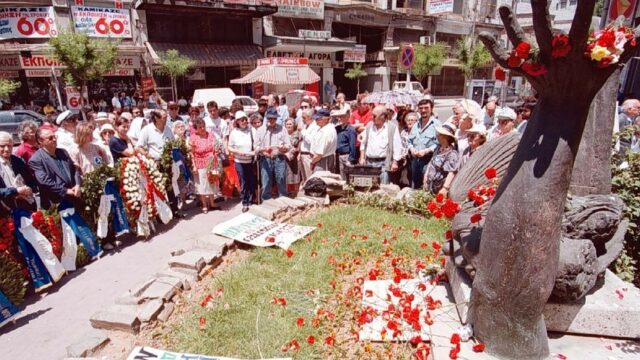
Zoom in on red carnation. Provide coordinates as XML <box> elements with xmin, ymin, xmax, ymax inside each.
<box><xmin>551</xmin><ymin>34</ymin><xmax>571</xmax><ymax>58</ymax></box>
<box><xmin>515</xmin><ymin>41</ymin><xmax>531</xmax><ymax>59</ymax></box>
<box><xmin>507</xmin><ymin>52</ymin><xmax>522</xmax><ymax>68</ymax></box>
<box><xmin>484</xmin><ymin>167</ymin><xmax>497</xmax><ymax>180</ymax></box>
<box><xmin>521</xmin><ymin>62</ymin><xmax>548</xmax><ymax>76</ymax></box>
<box><xmin>470</xmin><ymin>213</ymin><xmax>482</xmax><ymax>224</ymax></box>
<box><xmin>596</xmin><ymin>30</ymin><xmax>616</xmax><ymax>48</ymax></box>
<box><xmin>495</xmin><ymin>67</ymin><xmax>506</xmax><ymax>81</ymax></box>
<box><xmin>473</xmin><ymin>343</ymin><xmax>486</xmax><ymax>352</ymax></box>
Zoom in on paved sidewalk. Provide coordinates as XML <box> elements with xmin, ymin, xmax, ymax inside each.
<box><xmin>0</xmin><ymin>200</ymin><xmax>243</xmax><ymax>360</ymax></box>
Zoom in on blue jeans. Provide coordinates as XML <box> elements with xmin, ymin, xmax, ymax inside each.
<box><xmin>235</xmin><ymin>162</ymin><xmax>256</xmax><ymax>206</ymax></box>
<box><xmin>366</xmin><ymin>158</ymin><xmax>389</xmax><ymax>185</ymax></box>
<box><xmin>260</xmin><ymin>156</ymin><xmax>287</xmax><ymax>201</ymax></box>
<box><xmin>410</xmin><ymin>156</ymin><xmax>429</xmax><ymax>189</ymax></box>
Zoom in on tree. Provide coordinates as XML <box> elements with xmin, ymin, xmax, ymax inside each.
<box><xmin>456</xmin><ymin>37</ymin><xmax>492</xmax><ymax>94</ymax></box>
<box><xmin>345</xmin><ymin>63</ymin><xmax>368</xmax><ymax>94</ymax></box>
<box><xmin>49</xmin><ymin>31</ymin><xmax>118</xmax><ymax>116</ymax></box>
<box><xmin>154</xmin><ymin>49</ymin><xmax>195</xmax><ymax>102</ymax></box>
<box><xmin>411</xmin><ymin>43</ymin><xmax>446</xmax><ymax>87</ymax></box>
<box><xmin>470</xmin><ymin>2</ymin><xmax>637</xmax><ymax>359</ymax></box>
<box><xmin>0</xmin><ymin>79</ymin><xmax>19</xmax><ymax>98</ymax></box>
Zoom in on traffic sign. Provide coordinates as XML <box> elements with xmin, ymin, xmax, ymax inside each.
<box><xmin>400</xmin><ymin>45</ymin><xmax>415</xmax><ymax>69</ymax></box>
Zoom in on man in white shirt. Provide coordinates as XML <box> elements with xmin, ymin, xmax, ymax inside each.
<box><xmin>55</xmin><ymin>110</ymin><xmax>78</xmax><ymax>154</ymax></box>
<box><xmin>204</xmin><ymin>101</ymin><xmax>228</xmax><ymax>140</ymax></box>
<box><xmin>136</xmin><ymin>110</ymin><xmax>174</xmax><ymax>160</ymax></box>
<box><xmin>111</xmin><ymin>93</ymin><xmax>122</xmax><ymax>112</ymax></box>
<box><xmin>127</xmin><ymin>110</ymin><xmax>148</xmax><ymax>147</ymax></box>
<box><xmin>298</xmin><ymin>108</ymin><xmax>319</xmax><ymax>182</ymax></box>
<box><xmin>359</xmin><ymin>105</ymin><xmax>402</xmax><ymax>185</ymax></box>
<box><xmin>310</xmin><ymin>109</ymin><xmax>337</xmax><ymax>173</ymax></box>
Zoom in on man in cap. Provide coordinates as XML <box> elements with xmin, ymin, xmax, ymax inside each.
<box><xmin>92</xmin><ymin>112</ymin><xmax>111</xmax><ymax>143</ymax></box>
<box><xmin>55</xmin><ymin>110</ymin><xmax>78</xmax><ymax>154</ymax></box>
<box><xmin>333</xmin><ymin>107</ymin><xmax>356</xmax><ymax>180</ymax></box>
<box><xmin>256</xmin><ymin>107</ymin><xmax>290</xmax><ymax>200</ymax></box>
<box><xmin>489</xmin><ymin>107</ymin><xmax>517</xmax><ymax>140</ymax></box>
<box><xmin>310</xmin><ymin>109</ymin><xmax>338</xmax><ymax>173</ymax></box>
<box><xmin>359</xmin><ymin>105</ymin><xmax>402</xmax><ymax>185</ymax></box>
<box><xmin>408</xmin><ymin>98</ymin><xmax>441</xmax><ymax>189</ymax></box>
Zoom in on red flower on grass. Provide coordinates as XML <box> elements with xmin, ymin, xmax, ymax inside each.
<box><xmin>495</xmin><ymin>67</ymin><xmax>506</xmax><ymax>81</ymax></box>
<box><xmin>198</xmin><ymin>316</ymin><xmax>206</xmax><ymax>330</ymax></box>
<box><xmin>324</xmin><ymin>335</ymin><xmax>335</xmax><ymax>346</ymax></box>
<box><xmin>272</xmin><ymin>297</ymin><xmax>287</xmax><ymax>306</ymax></box>
<box><xmin>515</xmin><ymin>41</ymin><xmax>531</xmax><ymax>59</ymax></box>
<box><xmin>296</xmin><ymin>317</ymin><xmax>305</xmax><ymax>327</ymax></box>
<box><xmin>306</xmin><ymin>335</ymin><xmax>315</xmax><ymax>345</ymax></box>
<box><xmin>552</xmin><ymin>34</ymin><xmax>571</xmax><ymax>58</ymax></box>
<box><xmin>285</xmin><ymin>249</ymin><xmax>294</xmax><ymax>258</ymax></box>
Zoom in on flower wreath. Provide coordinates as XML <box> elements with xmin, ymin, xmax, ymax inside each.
<box><xmin>119</xmin><ymin>154</ymin><xmax>167</xmax><ymax>222</ymax></box>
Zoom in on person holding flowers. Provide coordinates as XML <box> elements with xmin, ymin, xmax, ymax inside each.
<box><xmin>70</xmin><ymin>122</ymin><xmax>109</xmax><ymax>176</ymax></box>
<box><xmin>189</xmin><ymin>117</ymin><xmax>221</xmax><ymax>213</ymax></box>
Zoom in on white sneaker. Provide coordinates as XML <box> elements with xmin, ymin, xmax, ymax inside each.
<box><xmin>114</xmin><ymin>240</ymin><xmax>123</xmax><ymax>247</ymax></box>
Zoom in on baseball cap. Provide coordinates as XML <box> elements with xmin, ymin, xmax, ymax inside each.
<box><xmin>313</xmin><ymin>109</ymin><xmax>331</xmax><ymax>120</ymax></box>
<box><xmin>265</xmin><ymin>107</ymin><xmax>279</xmax><ymax>119</ymax></box>
<box><xmin>56</xmin><ymin>110</ymin><xmax>74</xmax><ymax>125</ymax></box>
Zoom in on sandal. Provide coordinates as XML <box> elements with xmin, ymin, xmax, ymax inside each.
<box><xmin>202</xmin><ymin>207</ymin><xmax>208</xmax><ymax>214</ymax></box>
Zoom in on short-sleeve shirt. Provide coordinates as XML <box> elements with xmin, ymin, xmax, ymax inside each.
<box><xmin>310</xmin><ymin>124</ymin><xmax>337</xmax><ymax>158</ymax></box>
<box><xmin>109</xmin><ymin>136</ymin><xmax>132</xmax><ymax>164</ymax></box>
<box><xmin>137</xmin><ymin>123</ymin><xmax>174</xmax><ymax>160</ymax></box>
<box><xmin>189</xmin><ymin>131</ymin><xmax>217</xmax><ymax>170</ymax></box>
<box><xmin>424</xmin><ymin>147</ymin><xmax>459</xmax><ymax>194</ymax></box>
<box><xmin>408</xmin><ymin>116</ymin><xmax>441</xmax><ymax>152</ymax></box>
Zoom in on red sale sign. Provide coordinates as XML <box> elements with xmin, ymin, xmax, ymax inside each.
<box><xmin>71</xmin><ymin>6</ymin><xmax>131</xmax><ymax>38</ymax></box>
<box><xmin>0</xmin><ymin>7</ymin><xmax>58</xmax><ymax>40</ymax></box>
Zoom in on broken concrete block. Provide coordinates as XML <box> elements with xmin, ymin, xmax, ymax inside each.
<box><xmin>137</xmin><ymin>299</ymin><xmax>164</xmax><ymax>323</ymax></box>
<box><xmin>247</xmin><ymin>204</ymin><xmax>278</xmax><ymax>220</ymax></box>
<box><xmin>90</xmin><ymin>305</ymin><xmax>140</xmax><ymax>334</ymax></box>
<box><xmin>194</xmin><ymin>235</ymin><xmax>228</xmax><ymax>253</ymax></box>
<box><xmin>169</xmin><ymin>251</ymin><xmax>206</xmax><ymax>271</ymax></box>
<box><xmin>156</xmin><ymin>302</ymin><xmax>175</xmax><ymax>322</ymax></box>
<box><xmin>141</xmin><ymin>277</ymin><xmax>181</xmax><ymax>301</ymax></box>
<box><xmin>189</xmin><ymin>249</ymin><xmax>222</xmax><ymax>265</ymax></box>
<box><xmin>65</xmin><ymin>329</ymin><xmax>110</xmax><ymax>357</ymax></box>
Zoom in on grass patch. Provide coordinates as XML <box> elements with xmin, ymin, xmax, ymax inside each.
<box><xmin>161</xmin><ymin>205</ymin><xmax>447</xmax><ymax>359</ymax></box>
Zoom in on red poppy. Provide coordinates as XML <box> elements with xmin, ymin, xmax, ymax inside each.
<box><xmin>484</xmin><ymin>167</ymin><xmax>497</xmax><ymax>180</ymax></box>
<box><xmin>285</xmin><ymin>249</ymin><xmax>294</xmax><ymax>258</ymax></box>
<box><xmin>470</xmin><ymin>213</ymin><xmax>482</xmax><ymax>224</ymax></box>
<box><xmin>272</xmin><ymin>297</ymin><xmax>287</xmax><ymax>306</ymax></box>
<box><xmin>412</xmin><ymin>228</ymin><xmax>420</xmax><ymax>237</ymax></box>
<box><xmin>450</xmin><ymin>333</ymin><xmax>461</xmax><ymax>345</ymax></box>
<box><xmin>507</xmin><ymin>52</ymin><xmax>522</xmax><ymax>68</ymax></box>
<box><xmin>310</xmin><ymin>250</ymin><xmax>317</xmax><ymax>257</ymax></box>
<box><xmin>521</xmin><ymin>61</ymin><xmax>548</xmax><ymax>76</ymax></box>
<box><xmin>495</xmin><ymin>67</ymin><xmax>506</xmax><ymax>81</ymax></box>
<box><xmin>473</xmin><ymin>343</ymin><xmax>486</xmax><ymax>352</ymax></box>
<box><xmin>449</xmin><ymin>348</ymin><xmax>459</xmax><ymax>359</ymax></box>
<box><xmin>198</xmin><ymin>316</ymin><xmax>207</xmax><ymax>330</ymax></box>
<box><xmin>551</xmin><ymin>34</ymin><xmax>571</xmax><ymax>58</ymax></box>
<box><xmin>515</xmin><ymin>41</ymin><xmax>531</xmax><ymax>59</ymax></box>
<box><xmin>324</xmin><ymin>335</ymin><xmax>335</xmax><ymax>346</ymax></box>
<box><xmin>306</xmin><ymin>335</ymin><xmax>315</xmax><ymax>345</ymax></box>
<box><xmin>409</xmin><ymin>335</ymin><xmax>423</xmax><ymax>345</ymax></box>
<box><xmin>431</xmin><ymin>241</ymin><xmax>442</xmax><ymax>251</ymax></box>
<box><xmin>289</xmin><ymin>339</ymin><xmax>300</xmax><ymax>351</ymax></box>
<box><xmin>317</xmin><ymin>223</ymin><xmax>323</xmax><ymax>228</ymax></box>
<box><xmin>296</xmin><ymin>317</ymin><xmax>305</xmax><ymax>327</ymax></box>
<box><xmin>445</xmin><ymin>230</ymin><xmax>453</xmax><ymax>240</ymax></box>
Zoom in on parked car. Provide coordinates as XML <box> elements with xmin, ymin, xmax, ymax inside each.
<box><xmin>0</xmin><ymin>110</ymin><xmax>45</xmax><ymax>144</ymax></box>
<box><xmin>392</xmin><ymin>81</ymin><xmax>424</xmax><ymax>96</ymax></box>
<box><xmin>285</xmin><ymin>90</ymin><xmax>319</xmax><ymax>110</ymax></box>
<box><xmin>234</xmin><ymin>96</ymin><xmax>258</xmax><ymax>114</ymax></box>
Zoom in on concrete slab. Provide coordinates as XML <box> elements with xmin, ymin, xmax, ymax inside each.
<box><xmin>89</xmin><ymin>305</ymin><xmax>140</xmax><ymax>334</ymax></box>
<box><xmin>247</xmin><ymin>204</ymin><xmax>278</xmax><ymax>220</ymax></box>
<box><xmin>193</xmin><ymin>235</ymin><xmax>228</xmax><ymax>253</ymax></box>
<box><xmin>65</xmin><ymin>329</ymin><xmax>109</xmax><ymax>358</ymax></box>
<box><xmin>137</xmin><ymin>299</ymin><xmax>164</xmax><ymax>323</ymax></box>
<box><xmin>168</xmin><ymin>252</ymin><xmax>206</xmax><ymax>272</ymax></box>
<box><xmin>277</xmin><ymin>197</ymin><xmax>307</xmax><ymax>209</ymax></box>
<box><xmin>188</xmin><ymin>249</ymin><xmax>222</xmax><ymax>265</ymax></box>
<box><xmin>141</xmin><ymin>277</ymin><xmax>181</xmax><ymax>301</ymax></box>
<box><xmin>445</xmin><ymin>259</ymin><xmax>472</xmax><ymax>324</ymax></box>
<box><xmin>156</xmin><ymin>303</ymin><xmax>175</xmax><ymax>322</ymax></box>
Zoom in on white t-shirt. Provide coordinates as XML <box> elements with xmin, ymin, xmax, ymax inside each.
<box><xmin>111</xmin><ymin>96</ymin><xmax>121</xmax><ymax>109</ymax></box>
<box><xmin>204</xmin><ymin>115</ymin><xmax>229</xmax><ymax>140</ymax></box>
<box><xmin>137</xmin><ymin>123</ymin><xmax>174</xmax><ymax>160</ymax></box>
<box><xmin>300</xmin><ymin>121</ymin><xmax>319</xmax><ymax>153</ymax></box>
<box><xmin>55</xmin><ymin>127</ymin><xmax>77</xmax><ymax>154</ymax></box>
<box><xmin>310</xmin><ymin>124</ymin><xmax>337</xmax><ymax>157</ymax></box>
<box><xmin>127</xmin><ymin>116</ymin><xmax>147</xmax><ymax>146</ymax></box>
<box><xmin>228</xmin><ymin>127</ymin><xmax>255</xmax><ymax>164</ymax></box>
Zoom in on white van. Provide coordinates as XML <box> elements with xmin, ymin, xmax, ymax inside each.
<box><xmin>392</xmin><ymin>81</ymin><xmax>424</xmax><ymax>96</ymax></box>
<box><xmin>191</xmin><ymin>88</ymin><xmax>236</xmax><ymax>108</ymax></box>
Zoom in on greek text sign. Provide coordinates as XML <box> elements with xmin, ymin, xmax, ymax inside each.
<box><xmin>298</xmin><ymin>29</ymin><xmax>331</xmax><ymax>39</ymax></box>
<box><xmin>344</xmin><ymin>44</ymin><xmax>366</xmax><ymax>63</ymax></box>
<box><xmin>19</xmin><ymin>54</ymin><xmax>140</xmax><ymax>69</ymax></box>
<box><xmin>0</xmin><ymin>7</ymin><xmax>58</xmax><ymax>40</ymax></box>
<box><xmin>265</xmin><ymin>50</ymin><xmax>331</xmax><ymax>67</ymax></box>
<box><xmin>71</xmin><ymin>6</ymin><xmax>132</xmax><ymax>38</ymax></box>
<box><xmin>275</xmin><ymin>0</ymin><xmax>324</xmax><ymax>19</ymax></box>
<box><xmin>428</xmin><ymin>0</ymin><xmax>454</xmax><ymax>15</ymax></box>
<box><xmin>211</xmin><ymin>213</ymin><xmax>315</xmax><ymax>250</ymax></box>
<box><xmin>0</xmin><ymin>55</ymin><xmax>20</xmax><ymax>70</ymax></box>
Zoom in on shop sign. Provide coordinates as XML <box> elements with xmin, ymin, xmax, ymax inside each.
<box><xmin>0</xmin><ymin>55</ymin><xmax>20</xmax><ymax>70</ymax></box>
<box><xmin>140</xmin><ymin>77</ymin><xmax>155</xmax><ymax>99</ymax></box>
<box><xmin>298</xmin><ymin>29</ymin><xmax>331</xmax><ymax>39</ymax></box>
<box><xmin>71</xmin><ymin>6</ymin><xmax>132</xmax><ymax>38</ymax></box>
<box><xmin>264</xmin><ymin>50</ymin><xmax>331</xmax><ymax>68</ymax></box>
<box><xmin>257</xmin><ymin>57</ymin><xmax>309</xmax><ymax>66</ymax></box>
<box><xmin>335</xmin><ymin>10</ymin><xmax>390</xmax><ymax>25</ymax></box>
<box><xmin>103</xmin><ymin>69</ymin><xmax>134</xmax><ymax>76</ymax></box>
<box><xmin>25</xmin><ymin>69</ymin><xmax>62</xmax><ymax>77</ymax></box>
<box><xmin>0</xmin><ymin>70</ymin><xmax>19</xmax><ymax>78</ymax></box>
<box><xmin>0</xmin><ymin>7</ymin><xmax>58</xmax><ymax>40</ymax></box>
<box><xmin>344</xmin><ymin>44</ymin><xmax>366</xmax><ymax>63</ymax></box>
<box><xmin>65</xmin><ymin>86</ymin><xmax>82</xmax><ymax>110</ymax></box>
<box><xmin>19</xmin><ymin>54</ymin><xmax>140</xmax><ymax>69</ymax></box>
<box><xmin>286</xmin><ymin>68</ymin><xmax>299</xmax><ymax>80</ymax></box>
<box><xmin>275</xmin><ymin>0</ymin><xmax>324</xmax><ymax>20</ymax></box>
<box><xmin>428</xmin><ymin>0</ymin><xmax>454</xmax><ymax>15</ymax></box>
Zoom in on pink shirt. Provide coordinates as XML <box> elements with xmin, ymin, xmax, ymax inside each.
<box><xmin>189</xmin><ymin>131</ymin><xmax>217</xmax><ymax>170</ymax></box>
<box><xmin>15</xmin><ymin>142</ymin><xmax>39</xmax><ymax>163</ymax></box>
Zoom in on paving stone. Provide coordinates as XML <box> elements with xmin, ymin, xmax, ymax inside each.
<box><xmin>189</xmin><ymin>248</ymin><xmax>222</xmax><ymax>264</ymax></box>
<box><xmin>262</xmin><ymin>198</ymin><xmax>290</xmax><ymax>212</ymax></box>
<box><xmin>127</xmin><ymin>278</ymin><xmax>156</xmax><ymax>297</ymax></box>
<box><xmin>170</xmin><ymin>249</ymin><xmax>185</xmax><ymax>256</ymax></box>
<box><xmin>194</xmin><ymin>235</ymin><xmax>229</xmax><ymax>253</ymax></box>
<box><xmin>114</xmin><ymin>294</ymin><xmax>145</xmax><ymax>306</ymax></box>
<box><xmin>168</xmin><ymin>251</ymin><xmax>206</xmax><ymax>271</ymax></box>
<box><xmin>445</xmin><ymin>259</ymin><xmax>472</xmax><ymax>324</ymax></box>
<box><xmin>156</xmin><ymin>302</ymin><xmax>175</xmax><ymax>322</ymax></box>
<box><xmin>141</xmin><ymin>277</ymin><xmax>181</xmax><ymax>301</ymax></box>
<box><xmin>137</xmin><ymin>299</ymin><xmax>164</xmax><ymax>323</ymax></box>
<box><xmin>65</xmin><ymin>329</ymin><xmax>110</xmax><ymax>357</ymax></box>
<box><xmin>277</xmin><ymin>197</ymin><xmax>307</xmax><ymax>209</ymax></box>
<box><xmin>90</xmin><ymin>305</ymin><xmax>140</xmax><ymax>334</ymax></box>
<box><xmin>248</xmin><ymin>204</ymin><xmax>278</xmax><ymax>220</ymax></box>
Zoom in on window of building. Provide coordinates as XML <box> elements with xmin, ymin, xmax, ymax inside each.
<box><xmin>147</xmin><ymin>12</ymin><xmax>252</xmax><ymax>44</ymax></box>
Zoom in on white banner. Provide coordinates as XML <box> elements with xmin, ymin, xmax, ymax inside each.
<box><xmin>71</xmin><ymin>6</ymin><xmax>132</xmax><ymax>38</ymax></box>
<box><xmin>344</xmin><ymin>44</ymin><xmax>366</xmax><ymax>63</ymax></box>
<box><xmin>275</xmin><ymin>0</ymin><xmax>324</xmax><ymax>19</ymax></box>
<box><xmin>25</xmin><ymin>69</ymin><xmax>61</xmax><ymax>78</ymax></box>
<box><xmin>428</xmin><ymin>0</ymin><xmax>454</xmax><ymax>15</ymax></box>
<box><xmin>212</xmin><ymin>213</ymin><xmax>315</xmax><ymax>250</ymax></box>
<box><xmin>0</xmin><ymin>7</ymin><xmax>58</xmax><ymax>40</ymax></box>
<box><xmin>127</xmin><ymin>346</ymin><xmax>291</xmax><ymax>360</ymax></box>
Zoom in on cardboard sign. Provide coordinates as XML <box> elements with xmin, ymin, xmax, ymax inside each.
<box><xmin>0</xmin><ymin>7</ymin><xmax>58</xmax><ymax>40</ymax></box>
<box><xmin>127</xmin><ymin>346</ymin><xmax>291</xmax><ymax>360</ymax></box>
<box><xmin>211</xmin><ymin>213</ymin><xmax>315</xmax><ymax>250</ymax></box>
<box><xmin>65</xmin><ymin>87</ymin><xmax>82</xmax><ymax>110</ymax></box>
<box><xmin>71</xmin><ymin>6</ymin><xmax>132</xmax><ymax>38</ymax></box>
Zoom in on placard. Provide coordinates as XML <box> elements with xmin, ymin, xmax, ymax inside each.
<box><xmin>344</xmin><ymin>44</ymin><xmax>366</xmax><ymax>63</ymax></box>
<box><xmin>0</xmin><ymin>55</ymin><xmax>21</xmax><ymax>70</ymax></box>
<box><xmin>103</xmin><ymin>69</ymin><xmax>134</xmax><ymax>76</ymax></box>
<box><xmin>0</xmin><ymin>7</ymin><xmax>58</xmax><ymax>40</ymax></box>
<box><xmin>211</xmin><ymin>213</ymin><xmax>315</xmax><ymax>250</ymax></box>
<box><xmin>275</xmin><ymin>0</ymin><xmax>324</xmax><ymax>19</ymax></box>
<box><xmin>19</xmin><ymin>54</ymin><xmax>139</xmax><ymax>69</ymax></box>
<box><xmin>71</xmin><ymin>6</ymin><xmax>132</xmax><ymax>38</ymax></box>
<box><xmin>428</xmin><ymin>0</ymin><xmax>454</xmax><ymax>15</ymax></box>
<box><xmin>65</xmin><ymin>86</ymin><xmax>82</xmax><ymax>110</ymax></box>
<box><xmin>298</xmin><ymin>29</ymin><xmax>331</xmax><ymax>39</ymax></box>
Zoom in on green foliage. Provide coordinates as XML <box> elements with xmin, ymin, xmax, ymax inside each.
<box><xmin>80</xmin><ymin>165</ymin><xmax>118</xmax><ymax>227</ymax></box>
<box><xmin>594</xmin><ymin>0</ymin><xmax>604</xmax><ymax>17</ymax></box>
<box><xmin>456</xmin><ymin>37</ymin><xmax>492</xmax><ymax>80</ymax></box>
<box><xmin>412</xmin><ymin>43</ymin><xmax>446</xmax><ymax>82</ymax></box>
<box><xmin>0</xmin><ymin>79</ymin><xmax>20</xmax><ymax>98</ymax></box>
<box><xmin>155</xmin><ymin>49</ymin><xmax>195</xmax><ymax>78</ymax></box>
<box><xmin>611</xmin><ymin>125</ymin><xmax>640</xmax><ymax>285</ymax></box>
<box><xmin>49</xmin><ymin>30</ymin><xmax>119</xmax><ymax>88</ymax></box>
<box><xmin>0</xmin><ymin>255</ymin><xmax>27</xmax><ymax>305</ymax></box>
<box><xmin>345</xmin><ymin>63</ymin><xmax>368</xmax><ymax>94</ymax></box>
<box><xmin>160</xmin><ymin>139</ymin><xmax>192</xmax><ymax>191</ymax></box>
<box><xmin>348</xmin><ymin>190</ymin><xmax>435</xmax><ymax>218</ymax></box>
<box><xmin>614</xmin><ymin>248</ymin><xmax>637</xmax><ymax>283</ymax></box>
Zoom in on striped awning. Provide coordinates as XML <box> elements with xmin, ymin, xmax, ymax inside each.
<box><xmin>230</xmin><ymin>60</ymin><xmax>320</xmax><ymax>85</ymax></box>
<box><xmin>147</xmin><ymin>42</ymin><xmax>262</xmax><ymax>67</ymax></box>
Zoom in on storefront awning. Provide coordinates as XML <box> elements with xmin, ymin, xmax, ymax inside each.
<box><xmin>147</xmin><ymin>42</ymin><xmax>263</xmax><ymax>67</ymax></box>
<box><xmin>230</xmin><ymin>57</ymin><xmax>320</xmax><ymax>85</ymax></box>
